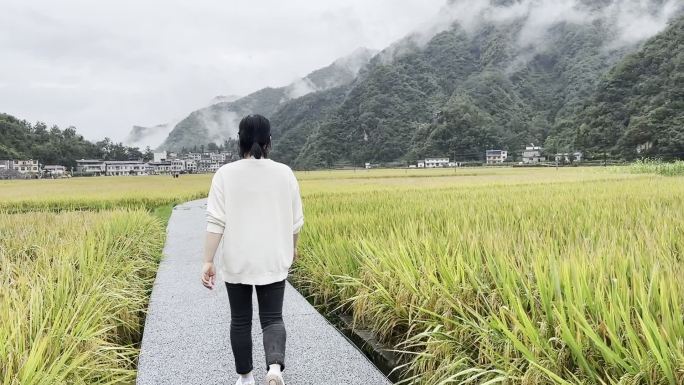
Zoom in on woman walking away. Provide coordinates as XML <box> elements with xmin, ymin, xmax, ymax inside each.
<box><xmin>201</xmin><ymin>114</ymin><xmax>304</xmax><ymax>385</ymax></box>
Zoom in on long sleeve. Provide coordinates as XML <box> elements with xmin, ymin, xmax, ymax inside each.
<box><xmin>206</xmin><ymin>172</ymin><xmax>226</xmax><ymax>234</ymax></box>
<box><xmin>290</xmin><ymin>171</ymin><xmax>304</xmax><ymax>234</ymax></box>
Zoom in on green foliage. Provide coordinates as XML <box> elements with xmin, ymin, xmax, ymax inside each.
<box><xmin>270</xmin><ymin>86</ymin><xmax>350</xmax><ymax>167</ymax></box>
<box><xmin>625</xmin><ymin>159</ymin><xmax>684</xmax><ymax>176</ymax></box>
<box><xmin>0</xmin><ymin>113</ymin><xmax>148</xmax><ymax>168</ymax></box>
<box><xmin>549</xmin><ymin>17</ymin><xmax>684</xmax><ymax>160</ymax></box>
<box><xmin>275</xmin><ymin>17</ymin><xmax>639</xmax><ymax>168</ymax></box>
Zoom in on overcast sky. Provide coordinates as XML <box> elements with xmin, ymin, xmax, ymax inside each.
<box><xmin>0</xmin><ymin>0</ymin><xmax>446</xmax><ymax>142</ymax></box>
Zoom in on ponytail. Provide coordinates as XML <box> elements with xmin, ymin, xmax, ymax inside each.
<box><xmin>250</xmin><ymin>142</ymin><xmax>263</xmax><ymax>159</ymax></box>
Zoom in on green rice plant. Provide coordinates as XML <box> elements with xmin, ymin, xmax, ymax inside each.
<box><xmin>624</xmin><ymin>159</ymin><xmax>684</xmax><ymax>176</ymax></box>
<box><xmin>292</xmin><ymin>176</ymin><xmax>684</xmax><ymax>385</ymax></box>
<box><xmin>0</xmin><ymin>210</ymin><xmax>164</xmax><ymax>384</ymax></box>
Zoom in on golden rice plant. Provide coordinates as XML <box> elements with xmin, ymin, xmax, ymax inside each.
<box><xmin>292</xmin><ymin>175</ymin><xmax>684</xmax><ymax>384</ymax></box>
<box><xmin>0</xmin><ymin>209</ymin><xmax>164</xmax><ymax>384</ymax></box>
<box><xmin>0</xmin><ymin>174</ymin><xmax>211</xmax><ymax>213</ymax></box>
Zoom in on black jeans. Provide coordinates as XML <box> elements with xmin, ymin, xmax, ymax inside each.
<box><xmin>225</xmin><ymin>279</ymin><xmax>286</xmax><ymax>374</ymax></box>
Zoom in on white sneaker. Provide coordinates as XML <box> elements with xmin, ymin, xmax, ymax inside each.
<box><xmin>264</xmin><ymin>372</ymin><xmax>284</xmax><ymax>385</ymax></box>
<box><xmin>235</xmin><ymin>376</ymin><xmax>255</xmax><ymax>385</ymax></box>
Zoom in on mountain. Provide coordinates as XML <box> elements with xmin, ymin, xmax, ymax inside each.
<box><xmin>269</xmin><ymin>0</ymin><xmax>682</xmax><ymax>168</ymax></box>
<box><xmin>546</xmin><ymin>16</ymin><xmax>684</xmax><ymax>160</ymax></box>
<box><xmin>209</xmin><ymin>95</ymin><xmax>241</xmax><ymax>104</ymax></box>
<box><xmin>158</xmin><ymin>47</ymin><xmax>377</xmax><ymax>152</ymax></box>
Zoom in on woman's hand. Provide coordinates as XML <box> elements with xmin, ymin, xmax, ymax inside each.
<box><xmin>201</xmin><ymin>262</ymin><xmax>216</xmax><ymax>289</ymax></box>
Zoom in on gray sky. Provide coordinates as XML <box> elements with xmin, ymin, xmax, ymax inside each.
<box><xmin>0</xmin><ymin>0</ymin><xmax>446</xmax><ymax>142</ymax></box>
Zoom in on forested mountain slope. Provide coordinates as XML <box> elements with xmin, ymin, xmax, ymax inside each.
<box><xmin>269</xmin><ymin>2</ymin><xmax>682</xmax><ymax>168</ymax></box>
<box><xmin>546</xmin><ymin>16</ymin><xmax>684</xmax><ymax>159</ymax></box>
<box><xmin>159</xmin><ymin>48</ymin><xmax>376</xmax><ymax>152</ymax></box>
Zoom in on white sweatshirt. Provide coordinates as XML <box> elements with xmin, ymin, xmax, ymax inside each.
<box><xmin>206</xmin><ymin>158</ymin><xmax>304</xmax><ymax>285</ymax></box>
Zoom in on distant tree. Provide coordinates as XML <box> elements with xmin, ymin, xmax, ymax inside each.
<box><xmin>143</xmin><ymin>146</ymin><xmax>154</xmax><ymax>162</ymax></box>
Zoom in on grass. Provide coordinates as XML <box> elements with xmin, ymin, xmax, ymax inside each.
<box><xmin>0</xmin><ymin>210</ymin><xmax>164</xmax><ymax>384</ymax></box>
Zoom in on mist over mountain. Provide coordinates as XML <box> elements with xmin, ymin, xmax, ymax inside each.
<box><xmin>549</xmin><ymin>16</ymin><xmax>684</xmax><ymax>159</ymax></box>
<box><xmin>158</xmin><ymin>47</ymin><xmax>377</xmax><ymax>152</ymax></box>
<box><xmin>124</xmin><ymin>123</ymin><xmax>174</xmax><ymax>149</ymax></box>
<box><xmin>270</xmin><ymin>0</ymin><xmax>682</xmax><ymax>167</ymax></box>
<box><xmin>209</xmin><ymin>95</ymin><xmax>242</xmax><ymax>105</ymax></box>
<box><xmin>154</xmin><ymin>0</ymin><xmax>681</xmax><ymax>165</ymax></box>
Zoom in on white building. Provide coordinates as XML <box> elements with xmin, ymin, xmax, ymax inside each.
<box><xmin>12</xmin><ymin>159</ymin><xmax>40</xmax><ymax>174</ymax></box>
<box><xmin>211</xmin><ymin>153</ymin><xmax>226</xmax><ymax>163</ymax></box>
<box><xmin>636</xmin><ymin>141</ymin><xmax>653</xmax><ymax>154</ymax></box>
<box><xmin>522</xmin><ymin>146</ymin><xmax>545</xmax><ymax>164</ymax></box>
<box><xmin>185</xmin><ymin>159</ymin><xmax>198</xmax><ymax>173</ymax></box>
<box><xmin>0</xmin><ymin>160</ymin><xmax>9</xmax><ymax>171</ymax></box>
<box><xmin>171</xmin><ymin>159</ymin><xmax>185</xmax><ymax>173</ymax></box>
<box><xmin>424</xmin><ymin>157</ymin><xmax>450</xmax><ymax>168</ymax></box>
<box><xmin>148</xmin><ymin>162</ymin><xmax>173</xmax><ymax>175</ymax></box>
<box><xmin>554</xmin><ymin>152</ymin><xmax>583</xmax><ymax>163</ymax></box>
<box><xmin>76</xmin><ymin>159</ymin><xmax>106</xmax><ymax>175</ymax></box>
<box><xmin>486</xmin><ymin>150</ymin><xmax>508</xmax><ymax>164</ymax></box>
<box><xmin>417</xmin><ymin>161</ymin><xmax>425</xmax><ymax>168</ymax></box>
<box><xmin>104</xmin><ymin>161</ymin><xmax>147</xmax><ymax>176</ymax></box>
<box><xmin>153</xmin><ymin>151</ymin><xmax>168</xmax><ymax>163</ymax></box>
<box><xmin>43</xmin><ymin>165</ymin><xmax>67</xmax><ymax>176</ymax></box>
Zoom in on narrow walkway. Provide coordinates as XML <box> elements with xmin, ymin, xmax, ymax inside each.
<box><xmin>137</xmin><ymin>199</ymin><xmax>392</xmax><ymax>385</ymax></box>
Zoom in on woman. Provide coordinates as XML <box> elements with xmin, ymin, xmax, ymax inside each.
<box><xmin>201</xmin><ymin>114</ymin><xmax>304</xmax><ymax>385</ymax></box>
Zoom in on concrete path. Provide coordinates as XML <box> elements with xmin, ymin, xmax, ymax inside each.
<box><xmin>137</xmin><ymin>199</ymin><xmax>392</xmax><ymax>385</ymax></box>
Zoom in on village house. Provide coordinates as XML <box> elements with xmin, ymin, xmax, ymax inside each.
<box><xmin>43</xmin><ymin>165</ymin><xmax>67</xmax><ymax>177</ymax></box>
<box><xmin>522</xmin><ymin>145</ymin><xmax>546</xmax><ymax>164</ymax></box>
<box><xmin>486</xmin><ymin>150</ymin><xmax>508</xmax><ymax>164</ymax></box>
<box><xmin>153</xmin><ymin>151</ymin><xmax>168</xmax><ymax>163</ymax></box>
<box><xmin>76</xmin><ymin>159</ymin><xmax>106</xmax><ymax>175</ymax></box>
<box><xmin>12</xmin><ymin>159</ymin><xmax>40</xmax><ymax>174</ymax></box>
<box><xmin>424</xmin><ymin>157</ymin><xmax>450</xmax><ymax>168</ymax></box>
<box><xmin>171</xmin><ymin>159</ymin><xmax>185</xmax><ymax>174</ymax></box>
<box><xmin>554</xmin><ymin>152</ymin><xmax>583</xmax><ymax>163</ymax></box>
<box><xmin>184</xmin><ymin>159</ymin><xmax>198</xmax><ymax>173</ymax></box>
<box><xmin>104</xmin><ymin>160</ymin><xmax>147</xmax><ymax>176</ymax></box>
<box><xmin>72</xmin><ymin>150</ymin><xmax>231</xmax><ymax>177</ymax></box>
<box><xmin>148</xmin><ymin>161</ymin><xmax>173</xmax><ymax>175</ymax></box>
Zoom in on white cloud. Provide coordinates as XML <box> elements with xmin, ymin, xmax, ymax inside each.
<box><xmin>0</xmin><ymin>0</ymin><xmax>445</xmax><ymax>141</ymax></box>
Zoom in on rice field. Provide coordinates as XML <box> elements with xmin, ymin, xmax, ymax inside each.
<box><xmin>0</xmin><ymin>210</ymin><xmax>164</xmax><ymax>384</ymax></box>
<box><xmin>0</xmin><ymin>174</ymin><xmax>211</xmax><ymax>213</ymax></box>
<box><xmin>289</xmin><ymin>169</ymin><xmax>684</xmax><ymax>385</ymax></box>
<box><xmin>2</xmin><ymin>166</ymin><xmax>683</xmax><ymax>384</ymax></box>
<box><xmin>623</xmin><ymin>159</ymin><xmax>684</xmax><ymax>176</ymax></box>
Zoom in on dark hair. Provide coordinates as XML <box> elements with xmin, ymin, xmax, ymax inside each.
<box><xmin>238</xmin><ymin>114</ymin><xmax>271</xmax><ymax>159</ymax></box>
